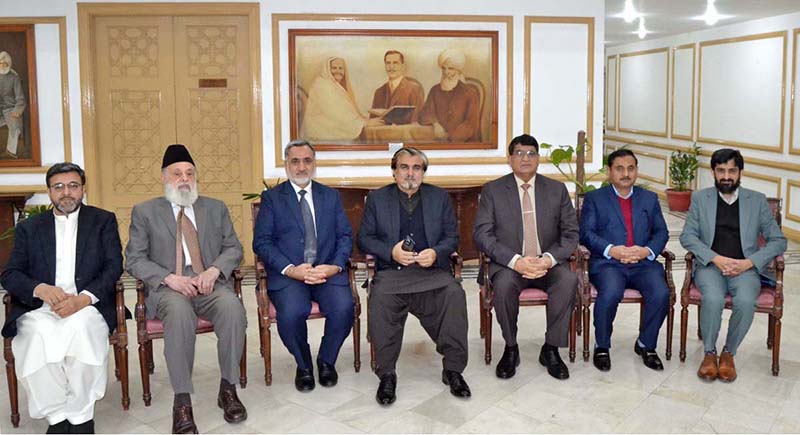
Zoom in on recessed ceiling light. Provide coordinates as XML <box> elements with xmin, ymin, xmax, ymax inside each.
<box><xmin>637</xmin><ymin>16</ymin><xmax>648</xmax><ymax>39</ymax></box>
<box><xmin>621</xmin><ymin>0</ymin><xmax>639</xmax><ymax>23</ymax></box>
<box><xmin>693</xmin><ymin>0</ymin><xmax>730</xmax><ymax>25</ymax></box>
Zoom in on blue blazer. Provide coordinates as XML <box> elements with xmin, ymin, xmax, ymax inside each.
<box><xmin>1</xmin><ymin>205</ymin><xmax>123</xmax><ymax>337</ymax></box>
<box><xmin>357</xmin><ymin>183</ymin><xmax>458</xmax><ymax>271</ymax></box>
<box><xmin>579</xmin><ymin>186</ymin><xmax>668</xmax><ymax>273</ymax></box>
<box><xmin>253</xmin><ymin>180</ymin><xmax>353</xmax><ymax>291</ymax></box>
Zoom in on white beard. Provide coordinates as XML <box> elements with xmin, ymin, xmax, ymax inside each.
<box><xmin>0</xmin><ymin>66</ymin><xmax>9</xmax><ymax>75</ymax></box>
<box><xmin>440</xmin><ymin>76</ymin><xmax>459</xmax><ymax>92</ymax></box>
<box><xmin>165</xmin><ymin>181</ymin><xmax>199</xmax><ymax>206</ymax></box>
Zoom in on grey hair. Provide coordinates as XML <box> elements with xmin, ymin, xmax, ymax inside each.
<box><xmin>391</xmin><ymin>147</ymin><xmax>428</xmax><ymax>172</ymax></box>
<box><xmin>284</xmin><ymin>139</ymin><xmax>316</xmax><ymax>159</ymax></box>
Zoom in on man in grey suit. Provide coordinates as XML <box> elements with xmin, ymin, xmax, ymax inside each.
<box><xmin>474</xmin><ymin>134</ymin><xmax>579</xmax><ymax>380</ymax></box>
<box><xmin>359</xmin><ymin>147</ymin><xmax>471</xmax><ymax>406</ymax></box>
<box><xmin>126</xmin><ymin>144</ymin><xmax>247</xmax><ymax>434</ymax></box>
<box><xmin>680</xmin><ymin>148</ymin><xmax>786</xmax><ymax>383</ymax></box>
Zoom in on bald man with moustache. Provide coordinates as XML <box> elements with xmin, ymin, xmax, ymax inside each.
<box><xmin>418</xmin><ymin>48</ymin><xmax>481</xmax><ymax>142</ymax></box>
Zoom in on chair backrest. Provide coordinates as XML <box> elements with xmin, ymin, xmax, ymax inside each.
<box><xmin>759</xmin><ymin>197</ymin><xmax>782</xmax><ymax>249</ymax></box>
<box><xmin>446</xmin><ymin>186</ymin><xmax>483</xmax><ymax>261</ymax></box>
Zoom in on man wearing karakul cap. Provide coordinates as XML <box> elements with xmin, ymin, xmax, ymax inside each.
<box><xmin>418</xmin><ymin>48</ymin><xmax>481</xmax><ymax>142</ymax></box>
<box><xmin>126</xmin><ymin>144</ymin><xmax>247</xmax><ymax>434</ymax></box>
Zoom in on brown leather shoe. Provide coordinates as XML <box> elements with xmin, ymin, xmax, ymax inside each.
<box><xmin>172</xmin><ymin>404</ymin><xmax>198</xmax><ymax>434</ymax></box>
<box><xmin>697</xmin><ymin>353</ymin><xmax>719</xmax><ymax>381</ymax></box>
<box><xmin>218</xmin><ymin>386</ymin><xmax>248</xmax><ymax>423</ymax></box>
<box><xmin>718</xmin><ymin>351</ymin><xmax>737</xmax><ymax>382</ymax></box>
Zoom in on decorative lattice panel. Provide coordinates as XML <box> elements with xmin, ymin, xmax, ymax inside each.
<box><xmin>115</xmin><ymin>206</ymin><xmax>133</xmax><ymax>250</ymax></box>
<box><xmin>107</xmin><ymin>26</ymin><xmax>159</xmax><ymax>77</ymax></box>
<box><xmin>110</xmin><ymin>90</ymin><xmax>164</xmax><ymax>194</ymax></box>
<box><xmin>185</xmin><ymin>25</ymin><xmax>237</xmax><ymax>77</ymax></box>
<box><xmin>188</xmin><ymin>88</ymin><xmax>241</xmax><ymax>193</ymax></box>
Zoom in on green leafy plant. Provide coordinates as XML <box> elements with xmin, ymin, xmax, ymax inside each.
<box><xmin>668</xmin><ymin>142</ymin><xmax>701</xmax><ymax>192</ymax></box>
<box><xmin>0</xmin><ymin>204</ymin><xmax>53</xmax><ymax>241</ymax></box>
<box><xmin>540</xmin><ymin>135</ymin><xmax>607</xmax><ymax>194</ymax></box>
<box><xmin>242</xmin><ymin>178</ymin><xmax>282</xmax><ymax>201</ymax></box>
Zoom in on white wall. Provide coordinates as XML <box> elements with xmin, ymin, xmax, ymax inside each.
<box><xmin>605</xmin><ymin>10</ymin><xmax>800</xmax><ymax>239</ymax></box>
<box><xmin>0</xmin><ymin>0</ymin><xmax>606</xmax><ymax>205</ymax></box>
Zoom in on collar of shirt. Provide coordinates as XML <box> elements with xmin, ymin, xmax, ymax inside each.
<box><xmin>718</xmin><ymin>188</ymin><xmax>739</xmax><ymax>205</ymax></box>
<box><xmin>514</xmin><ymin>174</ymin><xmax>536</xmax><ymax>190</ymax></box>
<box><xmin>388</xmin><ymin>75</ymin><xmax>404</xmax><ymax>93</ymax></box>
<box><xmin>290</xmin><ymin>180</ymin><xmax>314</xmax><ymax>202</ymax></box>
<box><xmin>170</xmin><ymin>202</ymin><xmax>197</xmax><ymax>226</ymax></box>
<box><xmin>611</xmin><ymin>184</ymin><xmax>634</xmax><ymax>200</ymax></box>
<box><xmin>53</xmin><ymin>203</ymin><xmax>81</xmax><ymax>223</ymax></box>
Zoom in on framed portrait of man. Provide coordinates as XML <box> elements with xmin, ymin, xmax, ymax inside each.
<box><xmin>287</xmin><ymin>28</ymin><xmax>499</xmax><ymax>152</ymax></box>
<box><xmin>0</xmin><ymin>24</ymin><xmax>40</xmax><ymax>168</ymax></box>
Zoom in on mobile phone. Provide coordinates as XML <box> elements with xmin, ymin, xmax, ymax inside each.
<box><xmin>401</xmin><ymin>235</ymin><xmax>416</xmax><ymax>252</ymax></box>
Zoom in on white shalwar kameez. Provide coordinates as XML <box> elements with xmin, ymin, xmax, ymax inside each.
<box><xmin>11</xmin><ymin>208</ymin><xmax>109</xmax><ymax>425</ymax></box>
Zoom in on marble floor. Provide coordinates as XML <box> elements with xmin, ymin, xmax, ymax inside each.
<box><xmin>2</xmin><ymin>206</ymin><xmax>800</xmax><ymax>434</ymax></box>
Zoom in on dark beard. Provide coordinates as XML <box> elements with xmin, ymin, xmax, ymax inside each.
<box><xmin>715</xmin><ymin>178</ymin><xmax>740</xmax><ymax>194</ymax></box>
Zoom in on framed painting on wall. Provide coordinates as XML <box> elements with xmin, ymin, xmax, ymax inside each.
<box><xmin>0</xmin><ymin>24</ymin><xmax>40</xmax><ymax>168</ymax></box>
<box><xmin>287</xmin><ymin>28</ymin><xmax>499</xmax><ymax>152</ymax></box>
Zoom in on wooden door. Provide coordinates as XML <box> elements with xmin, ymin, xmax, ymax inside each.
<box><xmin>92</xmin><ymin>14</ymin><xmax>254</xmax><ymax>259</ymax></box>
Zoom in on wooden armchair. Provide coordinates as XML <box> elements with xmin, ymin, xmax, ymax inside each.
<box><xmin>575</xmin><ymin>193</ymin><xmax>676</xmax><ymax>362</ymax></box>
<box><xmin>251</xmin><ymin>201</ymin><xmax>362</xmax><ymax>386</ymax></box>
<box><xmin>4</xmin><ymin>281</ymin><xmax>130</xmax><ymax>428</ymax></box>
<box><xmin>478</xmin><ymin>251</ymin><xmax>579</xmax><ymax>364</ymax></box>
<box><xmin>679</xmin><ymin>197</ymin><xmax>785</xmax><ymax>375</ymax></box>
<box><xmin>135</xmin><ymin>272</ymin><xmax>246</xmax><ymax>405</ymax></box>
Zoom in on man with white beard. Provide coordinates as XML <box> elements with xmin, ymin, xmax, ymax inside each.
<box><xmin>2</xmin><ymin>163</ymin><xmax>123</xmax><ymax>433</ymax></box>
<box><xmin>126</xmin><ymin>144</ymin><xmax>247</xmax><ymax>434</ymax></box>
<box><xmin>0</xmin><ymin>51</ymin><xmax>26</xmax><ymax>157</ymax></box>
<box><xmin>418</xmin><ymin>48</ymin><xmax>481</xmax><ymax>142</ymax></box>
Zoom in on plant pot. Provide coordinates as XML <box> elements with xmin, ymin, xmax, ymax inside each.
<box><xmin>666</xmin><ymin>189</ymin><xmax>692</xmax><ymax>212</ymax></box>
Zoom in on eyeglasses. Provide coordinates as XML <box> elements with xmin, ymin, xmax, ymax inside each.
<box><xmin>513</xmin><ymin>150</ymin><xmax>539</xmax><ymax>159</ymax></box>
<box><xmin>49</xmin><ymin>182</ymin><xmax>83</xmax><ymax>192</ymax></box>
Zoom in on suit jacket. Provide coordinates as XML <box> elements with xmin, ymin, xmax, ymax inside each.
<box><xmin>371</xmin><ymin>77</ymin><xmax>425</xmax><ymax>122</ymax></box>
<box><xmin>579</xmin><ymin>186</ymin><xmax>669</xmax><ymax>274</ymax></box>
<box><xmin>473</xmin><ymin>173</ymin><xmax>579</xmax><ymax>280</ymax></box>
<box><xmin>679</xmin><ymin>187</ymin><xmax>787</xmax><ymax>274</ymax></box>
<box><xmin>252</xmin><ymin>180</ymin><xmax>353</xmax><ymax>290</ymax></box>
<box><xmin>125</xmin><ymin>196</ymin><xmax>243</xmax><ymax>318</ymax></box>
<box><xmin>1</xmin><ymin>205</ymin><xmax>123</xmax><ymax>337</ymax></box>
<box><xmin>358</xmin><ymin>183</ymin><xmax>458</xmax><ymax>271</ymax></box>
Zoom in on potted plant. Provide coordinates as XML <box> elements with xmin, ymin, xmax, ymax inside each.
<box><xmin>666</xmin><ymin>142</ymin><xmax>700</xmax><ymax>212</ymax></box>
<box><xmin>0</xmin><ymin>204</ymin><xmax>52</xmax><ymax>241</ymax></box>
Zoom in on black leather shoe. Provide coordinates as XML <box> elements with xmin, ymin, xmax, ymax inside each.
<box><xmin>295</xmin><ymin>367</ymin><xmax>316</xmax><ymax>392</ymax></box>
<box><xmin>375</xmin><ymin>373</ymin><xmax>397</xmax><ymax>405</ymax></box>
<box><xmin>593</xmin><ymin>347</ymin><xmax>611</xmax><ymax>372</ymax></box>
<box><xmin>318</xmin><ymin>359</ymin><xmax>338</xmax><ymax>387</ymax></box>
<box><xmin>46</xmin><ymin>420</ymin><xmax>70</xmax><ymax>434</ymax></box>
<box><xmin>172</xmin><ymin>404</ymin><xmax>199</xmax><ymax>434</ymax></box>
<box><xmin>538</xmin><ymin>344</ymin><xmax>569</xmax><ymax>380</ymax></box>
<box><xmin>218</xmin><ymin>385</ymin><xmax>248</xmax><ymax>423</ymax></box>
<box><xmin>69</xmin><ymin>419</ymin><xmax>94</xmax><ymax>434</ymax></box>
<box><xmin>634</xmin><ymin>341</ymin><xmax>664</xmax><ymax>371</ymax></box>
<box><xmin>495</xmin><ymin>344</ymin><xmax>521</xmax><ymax>379</ymax></box>
<box><xmin>442</xmin><ymin>370</ymin><xmax>472</xmax><ymax>398</ymax></box>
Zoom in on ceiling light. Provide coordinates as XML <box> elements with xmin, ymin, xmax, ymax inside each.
<box><xmin>622</xmin><ymin>0</ymin><xmax>639</xmax><ymax>23</ymax></box>
<box><xmin>637</xmin><ymin>17</ymin><xmax>648</xmax><ymax>39</ymax></box>
<box><xmin>702</xmin><ymin>0</ymin><xmax>722</xmax><ymax>25</ymax></box>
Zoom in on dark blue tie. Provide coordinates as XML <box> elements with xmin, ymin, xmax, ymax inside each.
<box><xmin>299</xmin><ymin>189</ymin><xmax>317</xmax><ymax>264</ymax></box>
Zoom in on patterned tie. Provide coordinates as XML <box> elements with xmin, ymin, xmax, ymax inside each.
<box><xmin>299</xmin><ymin>190</ymin><xmax>317</xmax><ymax>264</ymax></box>
<box><xmin>521</xmin><ymin>183</ymin><xmax>540</xmax><ymax>257</ymax></box>
<box><xmin>175</xmin><ymin>206</ymin><xmax>205</xmax><ymax>276</ymax></box>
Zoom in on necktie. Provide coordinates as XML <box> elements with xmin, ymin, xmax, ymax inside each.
<box><xmin>299</xmin><ymin>190</ymin><xmax>317</xmax><ymax>264</ymax></box>
<box><xmin>175</xmin><ymin>206</ymin><xmax>205</xmax><ymax>276</ymax></box>
<box><xmin>521</xmin><ymin>183</ymin><xmax>540</xmax><ymax>257</ymax></box>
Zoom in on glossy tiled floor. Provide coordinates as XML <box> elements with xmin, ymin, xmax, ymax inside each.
<box><xmin>2</xmin><ymin>207</ymin><xmax>799</xmax><ymax>433</ymax></box>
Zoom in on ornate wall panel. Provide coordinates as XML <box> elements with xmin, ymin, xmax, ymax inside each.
<box><xmin>187</xmin><ymin>88</ymin><xmax>242</xmax><ymax>193</ymax></box>
<box><xmin>185</xmin><ymin>25</ymin><xmax>238</xmax><ymax>77</ymax></box>
<box><xmin>110</xmin><ymin>90</ymin><xmax>164</xmax><ymax>194</ymax></box>
<box><xmin>107</xmin><ymin>25</ymin><xmax>159</xmax><ymax>77</ymax></box>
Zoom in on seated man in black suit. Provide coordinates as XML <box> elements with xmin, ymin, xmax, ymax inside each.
<box><xmin>358</xmin><ymin>147</ymin><xmax>471</xmax><ymax>405</ymax></box>
<box><xmin>1</xmin><ymin>163</ymin><xmax>123</xmax><ymax>434</ymax></box>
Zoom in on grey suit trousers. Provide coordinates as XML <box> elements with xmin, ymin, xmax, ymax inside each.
<box><xmin>694</xmin><ymin>263</ymin><xmax>760</xmax><ymax>355</ymax></box>
<box><xmin>156</xmin><ymin>280</ymin><xmax>246</xmax><ymax>394</ymax></box>
<box><xmin>491</xmin><ymin>263</ymin><xmax>577</xmax><ymax>348</ymax></box>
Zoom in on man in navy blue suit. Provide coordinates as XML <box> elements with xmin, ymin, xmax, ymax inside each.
<box><xmin>1</xmin><ymin>163</ymin><xmax>122</xmax><ymax>434</ymax></box>
<box><xmin>253</xmin><ymin>139</ymin><xmax>354</xmax><ymax>392</ymax></box>
<box><xmin>579</xmin><ymin>149</ymin><xmax>670</xmax><ymax>372</ymax></box>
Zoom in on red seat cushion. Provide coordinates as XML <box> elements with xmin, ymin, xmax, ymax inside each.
<box><xmin>688</xmin><ymin>283</ymin><xmax>775</xmax><ymax>308</ymax></box>
<box><xmin>267</xmin><ymin>300</ymin><xmax>322</xmax><ymax>318</ymax></box>
<box><xmin>146</xmin><ymin>317</ymin><xmax>214</xmax><ymax>334</ymax></box>
<box><xmin>519</xmin><ymin>288</ymin><xmax>549</xmax><ymax>302</ymax></box>
<box><xmin>589</xmin><ymin>285</ymin><xmax>643</xmax><ymax>300</ymax></box>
